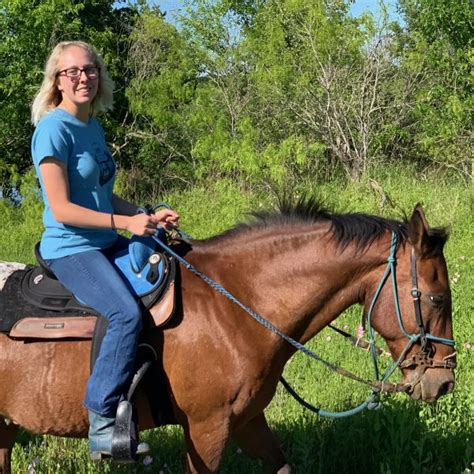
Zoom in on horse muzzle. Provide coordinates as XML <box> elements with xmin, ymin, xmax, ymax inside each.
<box><xmin>405</xmin><ymin>367</ymin><xmax>455</xmax><ymax>403</ymax></box>
<box><xmin>399</xmin><ymin>348</ymin><xmax>456</xmax><ymax>402</ymax></box>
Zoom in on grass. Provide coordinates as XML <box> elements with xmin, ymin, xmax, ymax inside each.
<box><xmin>1</xmin><ymin>169</ymin><xmax>472</xmax><ymax>473</ymax></box>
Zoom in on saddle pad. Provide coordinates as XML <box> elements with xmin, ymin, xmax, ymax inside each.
<box><xmin>1</xmin><ymin>266</ymin><xmax>176</xmax><ymax>338</ymax></box>
<box><xmin>0</xmin><ymin>267</ymin><xmax>96</xmax><ymax>333</ymax></box>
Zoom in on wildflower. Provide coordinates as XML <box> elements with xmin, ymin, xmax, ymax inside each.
<box><xmin>463</xmin><ymin>342</ymin><xmax>471</xmax><ymax>350</ymax></box>
<box><xmin>357</xmin><ymin>325</ymin><xmax>365</xmax><ymax>338</ymax></box>
<box><xmin>27</xmin><ymin>457</ymin><xmax>40</xmax><ymax>470</ymax></box>
<box><xmin>142</xmin><ymin>455</ymin><xmax>153</xmax><ymax>466</ymax></box>
<box><xmin>343</xmin><ymin>324</ymin><xmax>349</xmax><ymax>330</ymax></box>
<box><xmin>326</xmin><ymin>335</ymin><xmax>331</xmax><ymax>342</ymax></box>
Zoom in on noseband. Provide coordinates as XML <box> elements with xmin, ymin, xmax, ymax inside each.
<box><xmin>366</xmin><ymin>232</ymin><xmax>456</xmax><ymax>393</ymax></box>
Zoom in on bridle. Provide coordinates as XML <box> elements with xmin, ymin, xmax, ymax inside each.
<box><xmin>365</xmin><ymin>232</ymin><xmax>456</xmax><ymax>394</ymax></box>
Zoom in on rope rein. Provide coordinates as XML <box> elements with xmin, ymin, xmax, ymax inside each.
<box><xmin>149</xmin><ymin>206</ymin><xmax>455</xmax><ymax>418</ymax></box>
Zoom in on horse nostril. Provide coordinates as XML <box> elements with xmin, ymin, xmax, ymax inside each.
<box><xmin>438</xmin><ymin>380</ymin><xmax>455</xmax><ymax>396</ymax></box>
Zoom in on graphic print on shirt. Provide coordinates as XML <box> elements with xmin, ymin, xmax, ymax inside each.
<box><xmin>93</xmin><ymin>145</ymin><xmax>115</xmax><ymax>186</ymax></box>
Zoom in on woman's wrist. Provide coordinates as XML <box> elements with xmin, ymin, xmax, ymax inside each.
<box><xmin>112</xmin><ymin>214</ymin><xmax>131</xmax><ymax>232</ymax></box>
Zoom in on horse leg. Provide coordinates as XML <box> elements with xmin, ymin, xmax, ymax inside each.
<box><xmin>234</xmin><ymin>412</ymin><xmax>290</xmax><ymax>473</ymax></box>
<box><xmin>0</xmin><ymin>418</ymin><xmax>19</xmax><ymax>474</ymax></box>
<box><xmin>184</xmin><ymin>417</ymin><xmax>230</xmax><ymax>474</ymax></box>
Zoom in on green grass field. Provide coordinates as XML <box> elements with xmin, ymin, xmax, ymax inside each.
<box><xmin>0</xmin><ymin>170</ymin><xmax>472</xmax><ymax>473</ymax></box>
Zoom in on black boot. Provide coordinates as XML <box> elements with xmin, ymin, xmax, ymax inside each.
<box><xmin>88</xmin><ymin>410</ymin><xmax>149</xmax><ymax>462</ymax></box>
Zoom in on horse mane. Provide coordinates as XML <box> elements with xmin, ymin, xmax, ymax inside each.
<box><xmin>198</xmin><ymin>195</ymin><xmax>448</xmax><ymax>251</ymax></box>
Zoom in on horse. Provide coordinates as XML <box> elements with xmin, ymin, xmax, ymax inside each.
<box><xmin>0</xmin><ymin>198</ymin><xmax>456</xmax><ymax>473</ymax></box>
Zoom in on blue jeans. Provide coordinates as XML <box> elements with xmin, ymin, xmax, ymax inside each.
<box><xmin>46</xmin><ymin>236</ymin><xmax>142</xmax><ymax>416</ymax></box>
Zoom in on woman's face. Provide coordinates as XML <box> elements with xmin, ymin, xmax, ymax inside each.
<box><xmin>56</xmin><ymin>46</ymin><xmax>99</xmax><ymax>110</ymax></box>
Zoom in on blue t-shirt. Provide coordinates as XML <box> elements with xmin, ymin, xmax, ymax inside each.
<box><xmin>32</xmin><ymin>108</ymin><xmax>118</xmax><ymax>259</ymax></box>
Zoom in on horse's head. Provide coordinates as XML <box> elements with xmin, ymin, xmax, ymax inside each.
<box><xmin>366</xmin><ymin>205</ymin><xmax>455</xmax><ymax>403</ymax></box>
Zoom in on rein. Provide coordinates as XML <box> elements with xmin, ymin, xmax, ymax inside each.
<box><xmin>151</xmin><ymin>220</ymin><xmax>456</xmax><ymax>417</ymax></box>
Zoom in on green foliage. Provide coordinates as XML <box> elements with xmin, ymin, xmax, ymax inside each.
<box><xmin>244</xmin><ymin>0</ymin><xmax>376</xmax><ymax>180</ymax></box>
<box><xmin>397</xmin><ymin>0</ymin><xmax>473</xmax><ymax>178</ymax></box>
<box><xmin>0</xmin><ymin>170</ymin><xmax>43</xmax><ymax>262</ymax></box>
<box><xmin>1</xmin><ymin>0</ymin><xmax>472</xmax><ymax>202</ymax></box>
<box><xmin>125</xmin><ymin>0</ymin><xmax>375</xmax><ymax>189</ymax></box>
<box><xmin>123</xmin><ymin>0</ymin><xmax>473</xmax><ymax>188</ymax></box>
<box><xmin>0</xmin><ymin>0</ymin><xmax>79</xmax><ymax>197</ymax></box>
<box><xmin>125</xmin><ymin>9</ymin><xmax>200</xmax><ymax>194</ymax></box>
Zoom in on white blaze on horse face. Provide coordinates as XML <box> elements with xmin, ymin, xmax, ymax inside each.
<box><xmin>0</xmin><ymin>262</ymin><xmax>26</xmax><ymax>291</ymax></box>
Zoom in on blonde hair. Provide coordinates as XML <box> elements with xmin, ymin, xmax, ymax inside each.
<box><xmin>31</xmin><ymin>41</ymin><xmax>114</xmax><ymax>125</ymax></box>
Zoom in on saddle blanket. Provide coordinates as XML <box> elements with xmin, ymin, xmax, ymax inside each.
<box><xmin>0</xmin><ymin>234</ymin><xmax>177</xmax><ymax>338</ymax></box>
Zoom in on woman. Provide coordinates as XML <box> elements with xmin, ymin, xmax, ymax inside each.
<box><xmin>30</xmin><ymin>41</ymin><xmax>179</xmax><ymax>460</ymax></box>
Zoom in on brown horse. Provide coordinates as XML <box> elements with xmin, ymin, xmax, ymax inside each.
<box><xmin>0</xmin><ymin>199</ymin><xmax>456</xmax><ymax>473</ymax></box>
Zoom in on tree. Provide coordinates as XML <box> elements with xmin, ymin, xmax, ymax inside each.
<box><xmin>125</xmin><ymin>8</ymin><xmax>200</xmax><ymax>196</ymax></box>
<box><xmin>126</xmin><ymin>1</ymin><xmax>262</xmax><ymax>192</ymax></box>
<box><xmin>245</xmin><ymin>0</ymin><xmax>418</xmax><ymax>181</ymax></box>
<box><xmin>126</xmin><ymin>0</ymin><xmax>426</xmax><ymax>187</ymax></box>
<box><xmin>397</xmin><ymin>0</ymin><xmax>473</xmax><ymax>180</ymax></box>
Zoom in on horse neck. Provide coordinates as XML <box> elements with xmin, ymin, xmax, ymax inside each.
<box><xmin>193</xmin><ymin>225</ymin><xmax>390</xmax><ymax>347</ymax></box>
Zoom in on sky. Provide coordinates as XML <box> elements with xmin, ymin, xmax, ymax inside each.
<box><xmin>148</xmin><ymin>0</ymin><xmax>403</xmax><ymax>24</ymax></box>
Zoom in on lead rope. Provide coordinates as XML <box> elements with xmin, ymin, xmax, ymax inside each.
<box><xmin>152</xmin><ymin>232</ymin><xmax>378</xmax><ymax>389</ymax></box>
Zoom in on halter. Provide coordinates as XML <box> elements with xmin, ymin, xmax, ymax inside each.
<box><xmin>365</xmin><ymin>232</ymin><xmax>456</xmax><ymax>392</ymax></box>
<box><xmin>280</xmin><ymin>232</ymin><xmax>456</xmax><ymax>416</ymax></box>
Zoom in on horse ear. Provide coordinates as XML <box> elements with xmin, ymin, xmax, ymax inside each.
<box><xmin>408</xmin><ymin>203</ymin><xmax>431</xmax><ymax>254</ymax></box>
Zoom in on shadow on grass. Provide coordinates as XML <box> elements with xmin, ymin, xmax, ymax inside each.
<box><xmin>12</xmin><ymin>397</ymin><xmax>472</xmax><ymax>473</ymax></box>
<box><xmin>263</xmin><ymin>398</ymin><xmax>472</xmax><ymax>474</ymax></box>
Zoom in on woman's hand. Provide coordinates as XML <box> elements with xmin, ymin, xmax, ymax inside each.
<box><xmin>125</xmin><ymin>209</ymin><xmax>179</xmax><ymax>236</ymax></box>
<box><xmin>125</xmin><ymin>213</ymin><xmax>160</xmax><ymax>236</ymax></box>
<box><xmin>152</xmin><ymin>209</ymin><xmax>180</xmax><ymax>230</ymax></box>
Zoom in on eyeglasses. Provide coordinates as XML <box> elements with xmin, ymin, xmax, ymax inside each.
<box><xmin>57</xmin><ymin>66</ymin><xmax>100</xmax><ymax>81</ymax></box>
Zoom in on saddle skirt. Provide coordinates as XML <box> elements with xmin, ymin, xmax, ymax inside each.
<box><xmin>1</xmin><ymin>234</ymin><xmax>177</xmax><ymax>340</ymax></box>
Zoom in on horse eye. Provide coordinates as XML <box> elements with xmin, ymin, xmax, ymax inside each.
<box><xmin>427</xmin><ymin>295</ymin><xmax>444</xmax><ymax>306</ymax></box>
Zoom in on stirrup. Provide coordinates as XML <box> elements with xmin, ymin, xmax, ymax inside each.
<box><xmin>109</xmin><ymin>347</ymin><xmax>156</xmax><ymax>462</ymax></box>
<box><xmin>111</xmin><ymin>399</ymin><xmax>150</xmax><ymax>462</ymax></box>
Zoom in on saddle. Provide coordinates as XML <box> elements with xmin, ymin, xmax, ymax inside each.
<box><xmin>4</xmin><ymin>235</ymin><xmax>177</xmax><ymax>340</ymax></box>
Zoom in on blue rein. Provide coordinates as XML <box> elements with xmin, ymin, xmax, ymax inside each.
<box><xmin>151</xmin><ymin>225</ymin><xmax>455</xmax><ymax>418</ymax></box>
